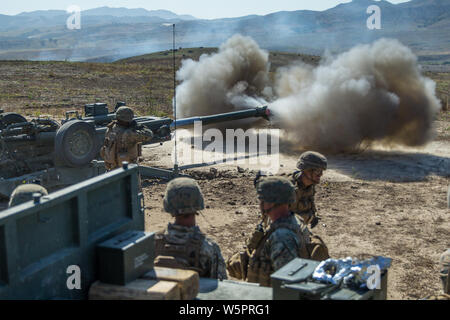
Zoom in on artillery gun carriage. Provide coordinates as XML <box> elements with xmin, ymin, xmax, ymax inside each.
<box><xmin>0</xmin><ymin>103</ymin><xmax>270</xmax><ymax>198</ymax></box>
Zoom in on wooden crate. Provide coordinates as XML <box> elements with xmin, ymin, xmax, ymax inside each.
<box><xmin>89</xmin><ymin>279</ymin><xmax>180</xmax><ymax>300</ymax></box>
<box><xmin>142</xmin><ymin>267</ymin><xmax>199</xmax><ymax>300</ymax></box>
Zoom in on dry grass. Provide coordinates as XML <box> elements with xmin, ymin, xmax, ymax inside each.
<box><xmin>0</xmin><ymin>48</ymin><xmax>447</xmax><ymax>121</ymax></box>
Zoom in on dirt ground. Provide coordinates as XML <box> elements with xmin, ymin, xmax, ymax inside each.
<box><xmin>0</xmin><ymin>58</ymin><xmax>448</xmax><ymax>300</ymax></box>
<box><xmin>141</xmin><ymin>119</ymin><xmax>449</xmax><ymax>300</ymax></box>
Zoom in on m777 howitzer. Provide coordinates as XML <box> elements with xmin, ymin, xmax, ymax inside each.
<box><xmin>0</xmin><ymin>102</ymin><xmax>270</xmax><ymax>198</ymax></box>
<box><xmin>0</xmin><ymin>164</ymin><xmax>389</xmax><ymax>300</ymax></box>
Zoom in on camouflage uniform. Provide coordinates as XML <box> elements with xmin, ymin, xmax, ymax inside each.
<box><xmin>100</xmin><ymin>107</ymin><xmax>153</xmax><ymax>171</ymax></box>
<box><xmin>289</xmin><ymin>171</ymin><xmax>317</xmax><ymax>223</ymax></box>
<box><xmin>228</xmin><ymin>176</ymin><xmax>306</xmax><ymax>286</ymax></box>
<box><xmin>289</xmin><ymin>151</ymin><xmax>327</xmax><ymax>227</ymax></box>
<box><xmin>447</xmin><ymin>184</ymin><xmax>450</xmax><ymax>209</ymax></box>
<box><xmin>289</xmin><ymin>171</ymin><xmax>316</xmax><ymax>243</ymax></box>
<box><xmin>8</xmin><ymin>184</ymin><xmax>48</xmax><ymax>207</ymax></box>
<box><xmin>288</xmin><ymin>152</ymin><xmax>330</xmax><ymax>261</ymax></box>
<box><xmin>253</xmin><ymin>214</ymin><xmax>303</xmax><ymax>271</ymax></box>
<box><xmin>425</xmin><ymin>249</ymin><xmax>450</xmax><ymax>300</ymax></box>
<box><xmin>154</xmin><ymin>178</ymin><xmax>227</xmax><ymax>280</ymax></box>
<box><xmin>155</xmin><ymin>223</ymin><xmax>227</xmax><ymax>280</ymax></box>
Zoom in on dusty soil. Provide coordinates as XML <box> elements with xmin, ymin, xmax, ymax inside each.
<box><xmin>141</xmin><ymin>119</ymin><xmax>450</xmax><ymax>301</ymax></box>
<box><xmin>0</xmin><ymin>57</ymin><xmax>448</xmax><ymax>300</ymax></box>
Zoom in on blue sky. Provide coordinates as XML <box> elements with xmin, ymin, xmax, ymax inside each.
<box><xmin>2</xmin><ymin>0</ymin><xmax>411</xmax><ymax>19</ymax></box>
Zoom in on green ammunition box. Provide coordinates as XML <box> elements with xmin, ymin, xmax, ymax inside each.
<box><xmin>197</xmin><ymin>278</ymin><xmax>272</xmax><ymax>300</ymax></box>
<box><xmin>97</xmin><ymin>230</ymin><xmax>155</xmax><ymax>286</ymax></box>
<box><xmin>271</xmin><ymin>258</ymin><xmax>388</xmax><ymax>300</ymax></box>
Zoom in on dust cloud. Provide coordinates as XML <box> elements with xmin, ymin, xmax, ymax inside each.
<box><xmin>175</xmin><ymin>34</ymin><xmax>441</xmax><ymax>152</ymax></box>
<box><xmin>175</xmin><ymin>35</ymin><xmax>272</xmax><ymax>120</ymax></box>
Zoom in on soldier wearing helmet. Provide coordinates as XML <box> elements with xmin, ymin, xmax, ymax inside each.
<box><xmin>439</xmin><ymin>249</ymin><xmax>450</xmax><ymax>295</ymax></box>
<box><xmin>284</xmin><ymin>151</ymin><xmax>330</xmax><ymax>262</ymax></box>
<box><xmin>8</xmin><ymin>184</ymin><xmax>48</xmax><ymax>208</ymax></box>
<box><xmin>227</xmin><ymin>176</ymin><xmax>306</xmax><ymax>287</ymax></box>
<box><xmin>154</xmin><ymin>178</ymin><xmax>227</xmax><ymax>280</ymax></box>
<box><xmin>289</xmin><ymin>151</ymin><xmax>328</xmax><ymax>229</ymax></box>
<box><xmin>424</xmin><ymin>249</ymin><xmax>450</xmax><ymax>300</ymax></box>
<box><xmin>100</xmin><ymin>106</ymin><xmax>154</xmax><ymax>171</ymax></box>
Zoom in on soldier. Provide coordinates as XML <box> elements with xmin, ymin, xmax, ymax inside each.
<box><xmin>100</xmin><ymin>106</ymin><xmax>154</xmax><ymax>171</ymax></box>
<box><xmin>227</xmin><ymin>176</ymin><xmax>306</xmax><ymax>287</ymax></box>
<box><xmin>439</xmin><ymin>249</ymin><xmax>450</xmax><ymax>295</ymax></box>
<box><xmin>447</xmin><ymin>184</ymin><xmax>449</xmax><ymax>209</ymax></box>
<box><xmin>154</xmin><ymin>178</ymin><xmax>228</xmax><ymax>280</ymax></box>
<box><xmin>289</xmin><ymin>151</ymin><xmax>330</xmax><ymax>261</ymax></box>
<box><xmin>8</xmin><ymin>183</ymin><xmax>48</xmax><ymax>207</ymax></box>
<box><xmin>289</xmin><ymin>151</ymin><xmax>327</xmax><ymax>228</ymax></box>
<box><xmin>424</xmin><ymin>249</ymin><xmax>450</xmax><ymax>300</ymax></box>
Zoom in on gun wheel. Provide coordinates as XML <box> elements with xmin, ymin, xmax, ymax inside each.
<box><xmin>55</xmin><ymin>120</ymin><xmax>98</xmax><ymax>167</ymax></box>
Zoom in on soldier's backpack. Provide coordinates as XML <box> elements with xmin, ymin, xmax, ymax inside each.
<box><xmin>154</xmin><ymin>230</ymin><xmax>207</xmax><ymax>277</ymax></box>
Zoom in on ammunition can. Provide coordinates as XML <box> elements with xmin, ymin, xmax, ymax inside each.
<box><xmin>97</xmin><ymin>230</ymin><xmax>155</xmax><ymax>286</ymax></box>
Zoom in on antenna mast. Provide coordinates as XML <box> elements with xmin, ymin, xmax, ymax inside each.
<box><xmin>172</xmin><ymin>24</ymin><xmax>178</xmax><ymax>174</ymax></box>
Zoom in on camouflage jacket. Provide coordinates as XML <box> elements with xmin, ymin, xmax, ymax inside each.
<box><xmin>249</xmin><ymin>214</ymin><xmax>302</xmax><ymax>273</ymax></box>
<box><xmin>101</xmin><ymin>120</ymin><xmax>153</xmax><ymax>170</ymax></box>
<box><xmin>288</xmin><ymin>171</ymin><xmax>317</xmax><ymax>222</ymax></box>
<box><xmin>155</xmin><ymin>223</ymin><xmax>228</xmax><ymax>280</ymax></box>
<box><xmin>262</xmin><ymin>214</ymin><xmax>303</xmax><ymax>271</ymax></box>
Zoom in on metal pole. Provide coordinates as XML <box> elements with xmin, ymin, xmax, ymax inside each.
<box><xmin>173</xmin><ymin>24</ymin><xmax>178</xmax><ymax>174</ymax></box>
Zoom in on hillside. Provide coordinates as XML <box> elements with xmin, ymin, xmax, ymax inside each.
<box><xmin>0</xmin><ymin>0</ymin><xmax>449</xmax><ymax>64</ymax></box>
<box><xmin>0</xmin><ymin>48</ymin><xmax>322</xmax><ymax>117</ymax></box>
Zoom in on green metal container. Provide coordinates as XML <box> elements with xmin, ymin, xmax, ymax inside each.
<box><xmin>271</xmin><ymin>258</ymin><xmax>388</xmax><ymax>300</ymax></box>
<box><xmin>97</xmin><ymin>230</ymin><xmax>155</xmax><ymax>286</ymax></box>
<box><xmin>0</xmin><ymin>164</ymin><xmax>144</xmax><ymax>299</ymax></box>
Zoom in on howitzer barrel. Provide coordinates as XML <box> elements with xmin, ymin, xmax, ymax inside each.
<box><xmin>171</xmin><ymin>106</ymin><xmax>270</xmax><ymax>129</ymax></box>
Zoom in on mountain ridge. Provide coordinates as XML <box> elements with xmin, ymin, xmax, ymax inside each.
<box><xmin>0</xmin><ymin>0</ymin><xmax>448</xmax><ymax>63</ymax></box>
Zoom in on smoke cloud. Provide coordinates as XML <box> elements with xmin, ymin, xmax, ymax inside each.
<box><xmin>176</xmin><ymin>34</ymin><xmax>441</xmax><ymax>152</ymax></box>
<box><xmin>176</xmin><ymin>35</ymin><xmax>272</xmax><ymax>117</ymax></box>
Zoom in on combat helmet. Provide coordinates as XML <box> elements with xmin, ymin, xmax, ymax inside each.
<box><xmin>297</xmin><ymin>151</ymin><xmax>328</xmax><ymax>171</ymax></box>
<box><xmin>439</xmin><ymin>249</ymin><xmax>450</xmax><ymax>294</ymax></box>
<box><xmin>116</xmin><ymin>106</ymin><xmax>134</xmax><ymax>123</ymax></box>
<box><xmin>256</xmin><ymin>176</ymin><xmax>296</xmax><ymax>204</ymax></box>
<box><xmin>8</xmin><ymin>184</ymin><xmax>48</xmax><ymax>208</ymax></box>
<box><xmin>163</xmin><ymin>178</ymin><xmax>205</xmax><ymax>216</ymax></box>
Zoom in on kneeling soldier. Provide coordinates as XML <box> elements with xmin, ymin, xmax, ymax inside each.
<box><xmin>154</xmin><ymin>178</ymin><xmax>227</xmax><ymax>280</ymax></box>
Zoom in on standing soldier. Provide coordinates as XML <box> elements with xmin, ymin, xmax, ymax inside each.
<box><xmin>227</xmin><ymin>176</ymin><xmax>306</xmax><ymax>287</ymax></box>
<box><xmin>154</xmin><ymin>178</ymin><xmax>228</xmax><ymax>280</ymax></box>
<box><xmin>290</xmin><ymin>151</ymin><xmax>327</xmax><ymax>228</ymax></box>
<box><xmin>100</xmin><ymin>106</ymin><xmax>153</xmax><ymax>171</ymax></box>
<box><xmin>447</xmin><ymin>184</ymin><xmax>449</xmax><ymax>209</ymax></box>
<box><xmin>424</xmin><ymin>249</ymin><xmax>450</xmax><ymax>300</ymax></box>
<box><xmin>289</xmin><ymin>151</ymin><xmax>330</xmax><ymax>261</ymax></box>
<box><xmin>439</xmin><ymin>249</ymin><xmax>450</xmax><ymax>297</ymax></box>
